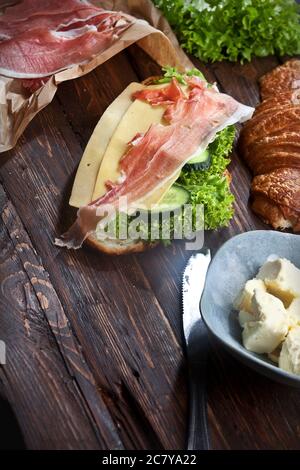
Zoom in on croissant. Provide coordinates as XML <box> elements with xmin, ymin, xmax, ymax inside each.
<box><xmin>239</xmin><ymin>60</ymin><xmax>300</xmax><ymax>231</ymax></box>
<box><xmin>260</xmin><ymin>60</ymin><xmax>300</xmax><ymax>100</ymax></box>
<box><xmin>252</xmin><ymin>168</ymin><xmax>300</xmax><ymax>231</ymax></box>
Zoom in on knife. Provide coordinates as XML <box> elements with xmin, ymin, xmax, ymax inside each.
<box><xmin>182</xmin><ymin>249</ymin><xmax>211</xmax><ymax>450</ymax></box>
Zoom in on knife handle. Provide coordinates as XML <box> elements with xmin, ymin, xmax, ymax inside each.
<box><xmin>187</xmin><ymin>365</ymin><xmax>209</xmax><ymax>450</ymax></box>
<box><xmin>187</xmin><ymin>323</ymin><xmax>210</xmax><ymax>450</ymax></box>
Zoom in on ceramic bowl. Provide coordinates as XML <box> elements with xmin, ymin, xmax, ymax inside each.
<box><xmin>201</xmin><ymin>230</ymin><xmax>300</xmax><ymax>387</ymax></box>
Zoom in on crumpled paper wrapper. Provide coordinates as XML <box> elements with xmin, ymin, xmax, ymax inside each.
<box><xmin>0</xmin><ymin>0</ymin><xmax>192</xmax><ymax>153</ymax></box>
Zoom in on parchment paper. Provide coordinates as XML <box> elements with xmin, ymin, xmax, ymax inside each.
<box><xmin>0</xmin><ymin>0</ymin><xmax>192</xmax><ymax>153</ymax></box>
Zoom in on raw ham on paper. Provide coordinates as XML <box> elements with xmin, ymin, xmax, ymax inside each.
<box><xmin>0</xmin><ymin>8</ymin><xmax>113</xmax><ymax>40</ymax></box>
<box><xmin>56</xmin><ymin>77</ymin><xmax>254</xmax><ymax>249</ymax></box>
<box><xmin>0</xmin><ymin>0</ymin><xmax>132</xmax><ymax>78</ymax></box>
<box><xmin>0</xmin><ymin>0</ymin><xmax>86</xmax><ymax>22</ymax></box>
<box><xmin>0</xmin><ymin>22</ymin><xmax>130</xmax><ymax>78</ymax></box>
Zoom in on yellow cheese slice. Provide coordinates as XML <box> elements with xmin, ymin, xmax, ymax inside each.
<box><xmin>71</xmin><ymin>82</ymin><xmax>186</xmax><ymax>210</ymax></box>
<box><xmin>69</xmin><ymin>82</ymin><xmax>143</xmax><ymax>208</ymax></box>
<box><xmin>92</xmin><ymin>84</ymin><xmax>187</xmax><ymax>209</ymax></box>
<box><xmin>92</xmin><ymin>87</ymin><xmax>165</xmax><ymax>202</ymax></box>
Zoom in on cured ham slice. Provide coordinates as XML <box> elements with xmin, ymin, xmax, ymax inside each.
<box><xmin>132</xmin><ymin>78</ymin><xmax>185</xmax><ymax>106</ymax></box>
<box><xmin>164</xmin><ymin>86</ymin><xmax>235</xmax><ymax>124</ymax></box>
<box><xmin>56</xmin><ymin>76</ymin><xmax>253</xmax><ymax>249</ymax></box>
<box><xmin>0</xmin><ymin>1</ymin><xmax>131</xmax><ymax>78</ymax></box>
<box><xmin>0</xmin><ymin>0</ymin><xmax>87</xmax><ymax>22</ymax></box>
<box><xmin>57</xmin><ymin>11</ymin><xmax>116</xmax><ymax>32</ymax></box>
<box><xmin>133</xmin><ymin>78</ymin><xmax>245</xmax><ymax>126</ymax></box>
<box><xmin>0</xmin><ymin>9</ymin><xmax>110</xmax><ymax>40</ymax></box>
<box><xmin>0</xmin><ymin>18</ymin><xmax>130</xmax><ymax>78</ymax></box>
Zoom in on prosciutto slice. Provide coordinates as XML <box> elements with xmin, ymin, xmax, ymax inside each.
<box><xmin>0</xmin><ymin>21</ymin><xmax>129</xmax><ymax>78</ymax></box>
<box><xmin>0</xmin><ymin>0</ymin><xmax>90</xmax><ymax>22</ymax></box>
<box><xmin>56</xmin><ymin>77</ymin><xmax>254</xmax><ymax>249</ymax></box>
<box><xmin>0</xmin><ymin>8</ymin><xmax>110</xmax><ymax>40</ymax></box>
<box><xmin>164</xmin><ymin>85</ymin><xmax>234</xmax><ymax>124</ymax></box>
<box><xmin>0</xmin><ymin>0</ymin><xmax>131</xmax><ymax>78</ymax></box>
<box><xmin>132</xmin><ymin>78</ymin><xmax>185</xmax><ymax>106</ymax></box>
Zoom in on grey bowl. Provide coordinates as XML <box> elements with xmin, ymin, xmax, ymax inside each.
<box><xmin>201</xmin><ymin>230</ymin><xmax>300</xmax><ymax>387</ymax></box>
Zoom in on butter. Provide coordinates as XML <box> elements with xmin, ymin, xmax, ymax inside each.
<box><xmin>256</xmin><ymin>258</ymin><xmax>300</xmax><ymax>307</ymax></box>
<box><xmin>279</xmin><ymin>326</ymin><xmax>300</xmax><ymax>375</ymax></box>
<box><xmin>237</xmin><ymin>257</ymin><xmax>300</xmax><ymax>375</ymax></box>
<box><xmin>234</xmin><ymin>278</ymin><xmax>266</xmax><ymax>315</ymax></box>
<box><xmin>238</xmin><ymin>310</ymin><xmax>254</xmax><ymax>328</ymax></box>
<box><xmin>287</xmin><ymin>298</ymin><xmax>300</xmax><ymax>327</ymax></box>
<box><xmin>242</xmin><ymin>289</ymin><xmax>289</xmax><ymax>354</ymax></box>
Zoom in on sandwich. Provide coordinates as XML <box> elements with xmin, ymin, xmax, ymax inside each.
<box><xmin>55</xmin><ymin>67</ymin><xmax>254</xmax><ymax>254</ymax></box>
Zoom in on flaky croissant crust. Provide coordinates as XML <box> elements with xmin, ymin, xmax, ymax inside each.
<box><xmin>239</xmin><ymin>60</ymin><xmax>300</xmax><ymax>232</ymax></box>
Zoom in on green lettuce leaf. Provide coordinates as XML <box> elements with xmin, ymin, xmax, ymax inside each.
<box><xmin>153</xmin><ymin>0</ymin><xmax>300</xmax><ymax>63</ymax></box>
<box><xmin>177</xmin><ymin>125</ymin><xmax>235</xmax><ymax>230</ymax></box>
<box><xmin>156</xmin><ymin>66</ymin><xmax>206</xmax><ymax>84</ymax></box>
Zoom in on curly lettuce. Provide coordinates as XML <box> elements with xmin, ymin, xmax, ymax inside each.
<box><xmin>177</xmin><ymin>125</ymin><xmax>235</xmax><ymax>230</ymax></box>
<box><xmin>153</xmin><ymin>0</ymin><xmax>300</xmax><ymax>63</ymax></box>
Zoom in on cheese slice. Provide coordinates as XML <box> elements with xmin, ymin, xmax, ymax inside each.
<box><xmin>69</xmin><ymin>82</ymin><xmax>143</xmax><ymax>208</ymax></box>
<box><xmin>92</xmin><ymin>85</ymin><xmax>167</xmax><ymax>203</ymax></box>
<box><xmin>71</xmin><ymin>82</ymin><xmax>185</xmax><ymax>210</ymax></box>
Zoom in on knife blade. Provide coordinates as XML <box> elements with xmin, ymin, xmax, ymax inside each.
<box><xmin>182</xmin><ymin>249</ymin><xmax>211</xmax><ymax>450</ymax></box>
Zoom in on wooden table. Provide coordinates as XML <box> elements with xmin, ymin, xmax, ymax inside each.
<box><xmin>1</xmin><ymin>44</ymin><xmax>300</xmax><ymax>450</ymax></box>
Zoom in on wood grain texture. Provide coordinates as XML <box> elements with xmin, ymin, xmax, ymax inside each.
<box><xmin>1</xmin><ymin>43</ymin><xmax>300</xmax><ymax>450</ymax></box>
<box><xmin>0</xmin><ymin>186</ymin><xmax>120</xmax><ymax>450</ymax></box>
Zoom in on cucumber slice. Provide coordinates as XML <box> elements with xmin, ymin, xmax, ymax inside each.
<box><xmin>185</xmin><ymin>149</ymin><xmax>211</xmax><ymax>170</ymax></box>
<box><xmin>150</xmin><ymin>185</ymin><xmax>190</xmax><ymax>213</ymax></box>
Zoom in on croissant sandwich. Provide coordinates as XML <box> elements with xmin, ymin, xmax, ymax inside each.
<box><xmin>239</xmin><ymin>60</ymin><xmax>300</xmax><ymax>232</ymax></box>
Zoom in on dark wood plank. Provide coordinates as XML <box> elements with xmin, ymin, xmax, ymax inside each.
<box><xmin>208</xmin><ymin>343</ymin><xmax>300</xmax><ymax>450</ymax></box>
<box><xmin>0</xmin><ymin>185</ymin><xmax>118</xmax><ymax>450</ymax></box>
<box><xmin>56</xmin><ymin>52</ymin><xmax>139</xmax><ymax>149</ymax></box>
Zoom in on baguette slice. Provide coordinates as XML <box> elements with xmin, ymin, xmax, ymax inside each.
<box><xmin>87</xmin><ymin>234</ymin><xmax>157</xmax><ymax>255</ymax></box>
